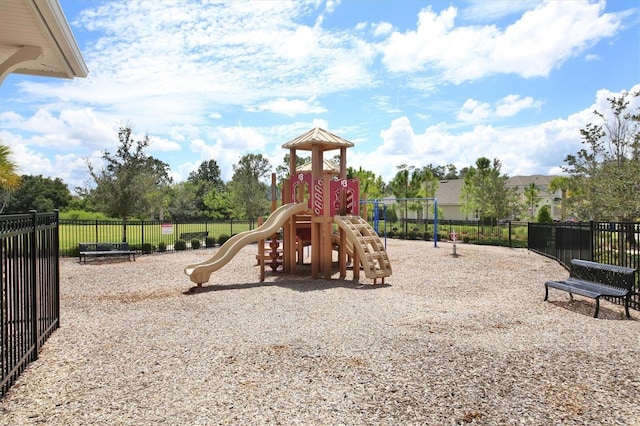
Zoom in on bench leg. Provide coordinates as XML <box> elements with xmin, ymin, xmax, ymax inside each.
<box><xmin>544</xmin><ymin>284</ymin><xmax>549</xmax><ymax>301</ymax></box>
<box><xmin>593</xmin><ymin>297</ymin><xmax>600</xmax><ymax>319</ymax></box>
<box><xmin>624</xmin><ymin>297</ymin><xmax>630</xmax><ymax>318</ymax></box>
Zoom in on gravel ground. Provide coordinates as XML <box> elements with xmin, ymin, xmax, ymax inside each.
<box><xmin>1</xmin><ymin>239</ymin><xmax>639</xmax><ymax>425</ymax></box>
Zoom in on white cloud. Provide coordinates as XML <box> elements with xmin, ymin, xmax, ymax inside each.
<box><xmin>252</xmin><ymin>98</ymin><xmax>327</xmax><ymax>116</ymax></box>
<box><xmin>458</xmin><ymin>99</ymin><xmax>492</xmax><ymax>123</ymax></box>
<box><xmin>351</xmin><ymin>92</ymin><xmax>611</xmax><ymax>183</ymax></box>
<box><xmin>495</xmin><ymin>95</ymin><xmax>541</xmax><ymax>117</ymax></box>
<box><xmin>460</xmin><ymin>0</ymin><xmax>542</xmax><ymax>22</ymax></box>
<box><xmin>148</xmin><ymin>136</ymin><xmax>182</xmax><ymax>153</ymax></box>
<box><xmin>372</xmin><ymin>22</ymin><xmax>393</xmax><ymax>37</ymax></box>
<box><xmin>380</xmin><ymin>1</ymin><xmax>623</xmax><ymax>83</ymax></box>
<box><xmin>457</xmin><ymin>94</ymin><xmax>540</xmax><ymax>123</ymax></box>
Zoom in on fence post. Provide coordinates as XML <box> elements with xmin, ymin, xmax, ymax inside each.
<box><xmin>54</xmin><ymin>210</ymin><xmax>60</xmax><ymax>325</ymax></box>
<box><xmin>508</xmin><ymin>221</ymin><xmax>512</xmax><ymax>248</ymax></box>
<box><xmin>29</xmin><ymin>210</ymin><xmax>39</xmax><ymax>360</ymax></box>
<box><xmin>589</xmin><ymin>221</ymin><xmax>594</xmax><ymax>261</ymax></box>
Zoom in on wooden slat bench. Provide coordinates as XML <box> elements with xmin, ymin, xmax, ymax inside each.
<box><xmin>78</xmin><ymin>242</ymin><xmax>136</xmax><ymax>264</ymax></box>
<box><xmin>545</xmin><ymin>259</ymin><xmax>637</xmax><ymax>318</ymax></box>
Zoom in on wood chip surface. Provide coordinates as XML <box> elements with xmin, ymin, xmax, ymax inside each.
<box><xmin>1</xmin><ymin>240</ymin><xmax>638</xmax><ymax>425</ymax></box>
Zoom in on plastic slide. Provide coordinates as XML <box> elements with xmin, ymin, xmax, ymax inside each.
<box><xmin>184</xmin><ymin>202</ymin><xmax>308</xmax><ymax>285</ymax></box>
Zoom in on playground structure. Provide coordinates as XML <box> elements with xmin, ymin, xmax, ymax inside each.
<box><xmin>184</xmin><ymin>127</ymin><xmax>392</xmax><ymax>287</ymax></box>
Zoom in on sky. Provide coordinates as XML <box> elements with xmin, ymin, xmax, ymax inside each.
<box><xmin>1</xmin><ymin>0</ymin><xmax>639</xmax><ymax>193</ymax></box>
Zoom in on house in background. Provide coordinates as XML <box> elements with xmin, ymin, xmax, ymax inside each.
<box><xmin>435</xmin><ymin>175</ymin><xmax>561</xmax><ymax>221</ymax></box>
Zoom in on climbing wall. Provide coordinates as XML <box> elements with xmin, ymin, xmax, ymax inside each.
<box><xmin>334</xmin><ymin>215</ymin><xmax>392</xmax><ymax>282</ymax></box>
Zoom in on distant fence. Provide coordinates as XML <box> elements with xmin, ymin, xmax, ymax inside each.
<box><xmin>528</xmin><ymin>221</ymin><xmax>640</xmax><ymax>311</ymax></box>
<box><xmin>1</xmin><ymin>211</ymin><xmax>60</xmax><ymax>397</ymax></box>
<box><xmin>59</xmin><ymin>217</ymin><xmax>530</xmax><ymax>257</ymax></box>
<box><xmin>378</xmin><ymin>218</ymin><xmax>529</xmax><ymax>248</ymax></box>
<box><xmin>59</xmin><ymin>218</ymin><xmax>257</xmax><ymax>256</ymax></box>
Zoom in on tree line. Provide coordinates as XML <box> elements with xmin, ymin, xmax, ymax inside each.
<box><xmin>0</xmin><ymin>91</ymin><xmax>638</xmax><ymax>225</ymax></box>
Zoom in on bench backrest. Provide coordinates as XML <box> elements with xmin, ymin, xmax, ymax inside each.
<box><xmin>179</xmin><ymin>232</ymin><xmax>208</xmax><ymax>240</ymax></box>
<box><xmin>79</xmin><ymin>242</ymin><xmax>130</xmax><ymax>252</ymax></box>
<box><xmin>570</xmin><ymin>259</ymin><xmax>636</xmax><ymax>291</ymax></box>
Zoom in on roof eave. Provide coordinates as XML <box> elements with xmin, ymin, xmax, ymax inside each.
<box><xmin>22</xmin><ymin>0</ymin><xmax>89</xmax><ymax>79</ymax></box>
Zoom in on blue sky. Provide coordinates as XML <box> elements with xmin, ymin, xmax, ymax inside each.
<box><xmin>1</xmin><ymin>0</ymin><xmax>638</xmax><ymax>193</ymax></box>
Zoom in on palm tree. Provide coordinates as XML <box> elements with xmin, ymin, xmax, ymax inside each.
<box><xmin>0</xmin><ymin>144</ymin><xmax>21</xmax><ymax>191</ymax></box>
<box><xmin>523</xmin><ymin>183</ymin><xmax>541</xmax><ymax>221</ymax></box>
<box><xmin>548</xmin><ymin>176</ymin><xmax>571</xmax><ymax>221</ymax></box>
<box><xmin>0</xmin><ymin>143</ymin><xmax>21</xmax><ymax>213</ymax></box>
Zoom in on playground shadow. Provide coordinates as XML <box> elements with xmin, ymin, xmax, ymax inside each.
<box><xmin>183</xmin><ymin>275</ymin><xmax>390</xmax><ymax>295</ymax></box>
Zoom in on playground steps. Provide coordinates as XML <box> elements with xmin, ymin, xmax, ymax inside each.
<box><xmin>334</xmin><ymin>215</ymin><xmax>392</xmax><ymax>281</ymax></box>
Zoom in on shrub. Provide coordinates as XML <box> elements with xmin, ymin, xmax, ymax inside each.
<box><xmin>422</xmin><ymin>232</ymin><xmax>432</xmax><ymax>241</ymax></box>
<box><xmin>537</xmin><ymin>205</ymin><xmax>553</xmax><ymax>223</ymax></box>
<box><xmin>218</xmin><ymin>234</ymin><xmax>230</xmax><ymax>245</ymax></box>
<box><xmin>158</xmin><ymin>241</ymin><xmax>167</xmax><ymax>252</ymax></box>
<box><xmin>191</xmin><ymin>239</ymin><xmax>201</xmax><ymax>249</ymax></box>
<box><xmin>205</xmin><ymin>236</ymin><xmax>216</xmax><ymax>248</ymax></box>
<box><xmin>141</xmin><ymin>243</ymin><xmax>153</xmax><ymax>254</ymax></box>
<box><xmin>174</xmin><ymin>239</ymin><xmax>187</xmax><ymax>251</ymax></box>
<box><xmin>66</xmin><ymin>246</ymin><xmax>80</xmax><ymax>257</ymax></box>
<box><xmin>59</xmin><ymin>210</ymin><xmax>111</xmax><ymax>220</ymax></box>
<box><xmin>462</xmin><ymin>236</ymin><xmax>470</xmax><ymax>243</ymax></box>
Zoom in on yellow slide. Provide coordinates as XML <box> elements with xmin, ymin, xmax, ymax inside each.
<box><xmin>185</xmin><ymin>202</ymin><xmax>308</xmax><ymax>285</ymax></box>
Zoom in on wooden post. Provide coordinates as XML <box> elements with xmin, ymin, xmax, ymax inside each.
<box><xmin>258</xmin><ymin>216</ymin><xmax>265</xmax><ymax>282</ymax></box>
<box><xmin>323</xmin><ymin>174</ymin><xmax>332</xmax><ymax>279</ymax></box>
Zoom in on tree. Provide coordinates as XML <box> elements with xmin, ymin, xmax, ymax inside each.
<box><xmin>347</xmin><ymin>166</ymin><xmax>385</xmax><ymax>200</ymax></box>
<box><xmin>203</xmin><ymin>188</ymin><xmax>234</xmax><ymax>220</ymax></box>
<box><xmin>0</xmin><ymin>144</ymin><xmax>21</xmax><ymax>191</ymax></box>
<box><xmin>388</xmin><ymin>165</ymin><xmax>422</xmax><ymax>234</ymax></box>
<box><xmin>0</xmin><ymin>144</ymin><xmax>22</xmax><ymax>213</ymax></box>
<box><xmin>536</xmin><ymin>205</ymin><xmax>553</xmax><ymax>223</ymax></box>
<box><xmin>228</xmin><ymin>153</ymin><xmax>271</xmax><ymax>218</ymax></box>
<box><xmin>460</xmin><ymin>157</ymin><xmax>519</xmax><ymax>221</ymax></box>
<box><xmin>421</xmin><ymin>163</ymin><xmax>459</xmax><ymax>180</ymax></box>
<box><xmin>275</xmin><ymin>153</ymin><xmax>309</xmax><ymax>182</ymax></box>
<box><xmin>564</xmin><ymin>91</ymin><xmax>640</xmax><ymax>221</ymax></box>
<box><xmin>86</xmin><ymin>125</ymin><xmax>171</xmax><ymax>241</ymax></box>
<box><xmin>548</xmin><ymin>176</ymin><xmax>571</xmax><ymax>221</ymax></box>
<box><xmin>3</xmin><ymin>175</ymin><xmax>71</xmax><ymax>213</ymax></box>
<box><xmin>523</xmin><ymin>183</ymin><xmax>541</xmax><ymax>221</ymax></box>
<box><xmin>187</xmin><ymin>159</ymin><xmax>226</xmax><ymax>217</ymax></box>
<box><xmin>166</xmin><ymin>182</ymin><xmax>200</xmax><ymax>221</ymax></box>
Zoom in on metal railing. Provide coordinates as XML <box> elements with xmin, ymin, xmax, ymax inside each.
<box><xmin>58</xmin><ymin>218</ymin><xmax>257</xmax><ymax>256</ymax></box>
<box><xmin>1</xmin><ymin>211</ymin><xmax>60</xmax><ymax>397</ymax></box>
<box><xmin>529</xmin><ymin>221</ymin><xmax>639</xmax><ymax>311</ymax></box>
<box><xmin>377</xmin><ymin>218</ymin><xmax>529</xmax><ymax>248</ymax></box>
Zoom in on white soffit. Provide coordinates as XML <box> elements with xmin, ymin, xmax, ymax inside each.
<box><xmin>0</xmin><ymin>0</ymin><xmax>88</xmax><ymax>83</ymax></box>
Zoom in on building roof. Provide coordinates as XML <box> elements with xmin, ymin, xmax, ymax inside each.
<box><xmin>435</xmin><ymin>175</ymin><xmax>558</xmax><ymax>205</ymax></box>
<box><xmin>435</xmin><ymin>179</ymin><xmax>465</xmax><ymax>205</ymax></box>
<box><xmin>507</xmin><ymin>175</ymin><xmax>555</xmax><ymax>189</ymax></box>
<box><xmin>282</xmin><ymin>127</ymin><xmax>354</xmax><ymax>151</ymax></box>
<box><xmin>0</xmin><ymin>0</ymin><xmax>88</xmax><ymax>84</ymax></box>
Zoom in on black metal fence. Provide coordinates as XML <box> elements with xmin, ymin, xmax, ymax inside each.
<box><xmin>58</xmin><ymin>218</ymin><xmax>257</xmax><ymax>256</ymax></box>
<box><xmin>529</xmin><ymin>221</ymin><xmax>640</xmax><ymax>311</ymax></box>
<box><xmin>1</xmin><ymin>211</ymin><xmax>60</xmax><ymax>397</ymax></box>
<box><xmin>437</xmin><ymin>220</ymin><xmax>529</xmax><ymax>248</ymax></box>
